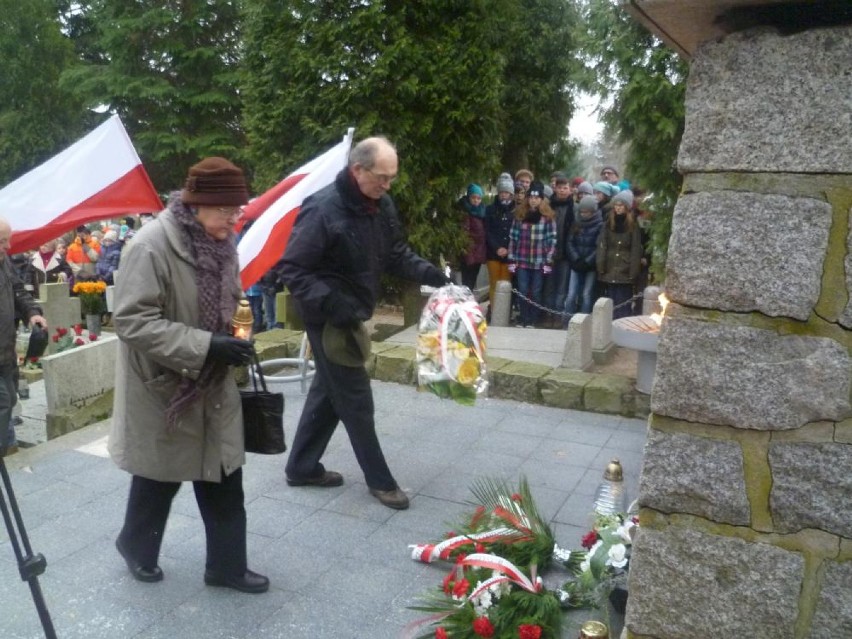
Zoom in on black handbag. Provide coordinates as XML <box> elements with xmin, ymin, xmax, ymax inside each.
<box><xmin>240</xmin><ymin>350</ymin><xmax>286</xmax><ymax>454</ymax></box>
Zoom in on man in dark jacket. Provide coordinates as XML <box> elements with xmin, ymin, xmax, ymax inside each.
<box><xmin>0</xmin><ymin>218</ymin><xmax>47</xmax><ymax>454</ymax></box>
<box><xmin>277</xmin><ymin>136</ymin><xmax>448</xmax><ymax>510</ymax></box>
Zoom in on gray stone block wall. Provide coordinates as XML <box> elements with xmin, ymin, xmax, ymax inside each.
<box><xmin>629</xmin><ymin>22</ymin><xmax>852</xmax><ymax>639</ymax></box>
<box><xmin>678</xmin><ymin>25</ymin><xmax>852</xmax><ymax>174</ymax></box>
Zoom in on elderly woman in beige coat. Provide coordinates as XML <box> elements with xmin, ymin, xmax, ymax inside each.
<box><xmin>109</xmin><ymin>157</ymin><xmax>268</xmax><ymax>594</ymax></box>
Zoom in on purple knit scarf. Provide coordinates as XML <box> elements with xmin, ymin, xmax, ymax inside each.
<box><xmin>165</xmin><ymin>193</ymin><xmax>238</xmax><ymax>427</ymax></box>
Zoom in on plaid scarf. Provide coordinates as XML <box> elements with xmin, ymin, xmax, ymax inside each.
<box><xmin>165</xmin><ymin>193</ymin><xmax>238</xmax><ymax>427</ymax></box>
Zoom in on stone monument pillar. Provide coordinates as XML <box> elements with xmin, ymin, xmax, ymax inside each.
<box><xmin>621</xmin><ymin>11</ymin><xmax>852</xmax><ymax>639</ymax></box>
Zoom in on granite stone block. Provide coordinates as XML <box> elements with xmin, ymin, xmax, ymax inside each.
<box><xmin>812</xmin><ymin>560</ymin><xmax>852</xmax><ymax>639</ymax></box>
<box><xmin>539</xmin><ymin>369</ymin><xmax>595</xmax><ymax>410</ymax></box>
<box><xmin>373</xmin><ymin>346</ymin><xmax>415</xmax><ymax>384</ymax></box>
<box><xmin>584</xmin><ymin>374</ymin><xmax>633</xmax><ymax>416</ymax></box>
<box><xmin>666</xmin><ymin>191</ymin><xmax>830</xmax><ymax>320</ymax></box>
<box><xmin>490</xmin><ymin>361</ymin><xmax>549</xmax><ymax>402</ymax></box>
<box><xmin>652</xmin><ymin>317</ymin><xmax>851</xmax><ymax>430</ymax></box>
<box><xmin>679</xmin><ymin>26</ymin><xmax>852</xmax><ymax>173</ymax></box>
<box><xmin>769</xmin><ymin>441</ymin><xmax>852</xmax><ymax>537</ymax></box>
<box><xmin>627</xmin><ymin>527</ymin><xmax>803</xmax><ymax>638</ymax></box>
<box><xmin>639</xmin><ymin>428</ymin><xmax>750</xmax><ymax>525</ymax></box>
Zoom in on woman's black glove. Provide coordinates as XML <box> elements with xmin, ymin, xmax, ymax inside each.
<box><xmin>207</xmin><ymin>334</ymin><xmax>253</xmax><ymax>366</ymax></box>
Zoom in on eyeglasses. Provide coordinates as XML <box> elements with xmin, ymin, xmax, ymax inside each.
<box><xmin>215</xmin><ymin>207</ymin><xmax>241</xmax><ymax>220</ymax></box>
<box><xmin>365</xmin><ymin>168</ymin><xmax>397</xmax><ymax>185</ymax></box>
<box><xmin>601</xmin><ymin>171</ymin><xmax>616</xmax><ymax>177</ymax></box>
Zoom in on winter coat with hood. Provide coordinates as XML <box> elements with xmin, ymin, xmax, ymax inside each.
<box><xmin>108</xmin><ymin>196</ymin><xmax>245</xmax><ymax>484</ymax></box>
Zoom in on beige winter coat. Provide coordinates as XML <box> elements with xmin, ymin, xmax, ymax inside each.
<box><xmin>108</xmin><ymin>208</ymin><xmax>245</xmax><ymax>483</ymax></box>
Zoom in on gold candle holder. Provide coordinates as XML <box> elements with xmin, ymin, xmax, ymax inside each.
<box><xmin>232</xmin><ymin>298</ymin><xmax>254</xmax><ymax>341</ymax></box>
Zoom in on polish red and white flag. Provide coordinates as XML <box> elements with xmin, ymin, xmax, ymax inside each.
<box><xmin>237</xmin><ymin>128</ymin><xmax>354</xmax><ymax>289</ymax></box>
<box><xmin>0</xmin><ymin>115</ymin><xmax>162</xmax><ymax>253</ymax></box>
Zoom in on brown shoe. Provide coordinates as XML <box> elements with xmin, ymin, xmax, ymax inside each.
<box><xmin>286</xmin><ymin>470</ymin><xmax>344</xmax><ymax>487</ymax></box>
<box><xmin>369</xmin><ymin>487</ymin><xmax>409</xmax><ymax>510</ymax></box>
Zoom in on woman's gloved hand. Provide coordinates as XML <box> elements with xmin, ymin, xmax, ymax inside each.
<box><xmin>207</xmin><ymin>334</ymin><xmax>253</xmax><ymax>366</ymax></box>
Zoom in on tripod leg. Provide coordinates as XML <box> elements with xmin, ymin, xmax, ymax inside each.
<box><xmin>0</xmin><ymin>457</ymin><xmax>58</xmax><ymax>639</ymax></box>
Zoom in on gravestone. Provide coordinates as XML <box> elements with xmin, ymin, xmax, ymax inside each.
<box><xmin>41</xmin><ymin>335</ymin><xmax>118</xmax><ymax>438</ymax></box>
<box><xmin>37</xmin><ymin>282</ymin><xmax>81</xmax><ymax>353</ymax></box>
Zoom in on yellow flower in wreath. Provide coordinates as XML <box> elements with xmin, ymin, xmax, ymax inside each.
<box><xmin>456</xmin><ymin>356</ymin><xmax>480</xmax><ymax>386</ymax></box>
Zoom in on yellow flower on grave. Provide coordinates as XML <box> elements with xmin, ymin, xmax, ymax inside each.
<box><xmin>457</xmin><ymin>356</ymin><xmax>480</xmax><ymax>386</ymax></box>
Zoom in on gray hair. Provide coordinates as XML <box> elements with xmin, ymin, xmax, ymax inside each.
<box><xmin>348</xmin><ymin>136</ymin><xmax>396</xmax><ymax>169</ymax></box>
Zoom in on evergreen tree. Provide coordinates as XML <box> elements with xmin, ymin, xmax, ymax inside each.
<box><xmin>0</xmin><ymin>0</ymin><xmax>86</xmax><ymax>185</ymax></box>
<box><xmin>578</xmin><ymin>0</ymin><xmax>688</xmax><ymax>279</ymax></box>
<box><xmin>242</xmin><ymin>0</ymin><xmax>512</xmax><ymax>263</ymax></box>
<box><xmin>498</xmin><ymin>0</ymin><xmax>583</xmax><ymax>177</ymax></box>
<box><xmin>61</xmin><ymin>0</ymin><xmax>246</xmax><ymax>190</ymax></box>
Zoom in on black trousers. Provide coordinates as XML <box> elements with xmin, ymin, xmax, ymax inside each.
<box><xmin>285</xmin><ymin>323</ymin><xmax>396</xmax><ymax>491</ymax></box>
<box><xmin>118</xmin><ymin>468</ymin><xmax>247</xmax><ymax>577</ymax></box>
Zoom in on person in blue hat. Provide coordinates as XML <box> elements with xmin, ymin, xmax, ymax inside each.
<box><xmin>457</xmin><ymin>183</ymin><xmax>487</xmax><ymax>290</ymax></box>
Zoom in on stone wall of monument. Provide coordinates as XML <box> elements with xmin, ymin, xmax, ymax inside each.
<box><xmin>627</xmin><ymin>25</ymin><xmax>852</xmax><ymax>639</ymax></box>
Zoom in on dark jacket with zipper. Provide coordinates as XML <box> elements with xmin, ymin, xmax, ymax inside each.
<box><xmin>276</xmin><ymin>168</ymin><xmax>444</xmax><ymax>325</ymax></box>
<box><xmin>484</xmin><ymin>199</ymin><xmax>515</xmax><ymax>262</ymax></box>
<box><xmin>0</xmin><ymin>257</ymin><xmax>42</xmax><ymax>369</ymax></box>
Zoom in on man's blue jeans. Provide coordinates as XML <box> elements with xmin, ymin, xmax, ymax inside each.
<box><xmin>516</xmin><ymin>267</ymin><xmax>544</xmax><ymax>327</ymax></box>
<box><xmin>564</xmin><ymin>269</ymin><xmax>597</xmax><ymax>316</ymax></box>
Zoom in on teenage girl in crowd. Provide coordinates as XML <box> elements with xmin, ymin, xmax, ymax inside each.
<box><xmin>484</xmin><ymin>174</ymin><xmax>516</xmax><ymax>316</ymax></box>
<box><xmin>457</xmin><ymin>183</ymin><xmax>486</xmax><ymax>291</ymax></box>
<box><xmin>563</xmin><ymin>195</ymin><xmax>604</xmax><ymax>325</ymax></box>
<box><xmin>596</xmin><ymin>190</ymin><xmax>643</xmax><ymax>319</ymax></box>
<box><xmin>508</xmin><ymin>181</ymin><xmax>556</xmax><ymax>328</ymax></box>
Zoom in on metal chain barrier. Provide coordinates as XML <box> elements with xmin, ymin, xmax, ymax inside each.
<box><xmin>509</xmin><ymin>286</ymin><xmax>643</xmax><ymax>318</ymax></box>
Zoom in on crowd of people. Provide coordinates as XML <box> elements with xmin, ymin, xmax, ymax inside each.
<box><xmin>457</xmin><ymin>165</ymin><xmax>653</xmax><ymax>326</ymax></box>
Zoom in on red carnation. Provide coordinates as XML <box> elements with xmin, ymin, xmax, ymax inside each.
<box><xmin>73</xmin><ymin>324</ymin><xmax>83</xmax><ymax>335</ymax></box>
<box><xmin>452</xmin><ymin>578</ymin><xmax>469</xmax><ymax>599</ymax></box>
<box><xmin>475</xmin><ymin>543</ymin><xmax>486</xmax><ymax>553</ymax></box>
<box><xmin>29</xmin><ymin>357</ymin><xmax>39</xmax><ymax>364</ymax></box>
<box><xmin>581</xmin><ymin>530</ymin><xmax>599</xmax><ymax>550</ymax></box>
<box><xmin>518</xmin><ymin>624</ymin><xmax>542</xmax><ymax>639</ymax></box>
<box><xmin>436</xmin><ymin>628</ymin><xmax>448</xmax><ymax>639</ymax></box>
<box><xmin>445</xmin><ymin>530</ymin><xmax>456</xmax><ymax>539</ymax></box>
<box><xmin>89</xmin><ymin>334</ymin><xmax>98</xmax><ymax>341</ymax></box>
<box><xmin>74</xmin><ymin>338</ymin><xmax>84</xmax><ymax>346</ymax></box>
<box><xmin>511</xmin><ymin>493</ymin><xmax>522</xmax><ymax>502</ymax></box>
<box><xmin>442</xmin><ymin>572</ymin><xmax>454</xmax><ymax>595</ymax></box>
<box><xmin>472</xmin><ymin>616</ymin><xmax>495</xmax><ymax>638</ymax></box>
<box><xmin>52</xmin><ymin>334</ymin><xmax>60</xmax><ymax>343</ymax></box>
<box><xmin>455</xmin><ymin>552</ymin><xmax>467</xmax><ymax>564</ymax></box>
<box><xmin>57</xmin><ymin>327</ymin><xmax>68</xmax><ymax>337</ymax></box>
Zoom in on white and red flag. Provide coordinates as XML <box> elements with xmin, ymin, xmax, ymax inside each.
<box><xmin>237</xmin><ymin>128</ymin><xmax>354</xmax><ymax>289</ymax></box>
<box><xmin>0</xmin><ymin>115</ymin><xmax>162</xmax><ymax>253</ymax></box>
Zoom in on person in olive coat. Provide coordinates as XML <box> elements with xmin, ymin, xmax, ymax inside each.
<box><xmin>596</xmin><ymin>190</ymin><xmax>643</xmax><ymax>319</ymax></box>
<box><xmin>109</xmin><ymin>157</ymin><xmax>268</xmax><ymax>593</ymax></box>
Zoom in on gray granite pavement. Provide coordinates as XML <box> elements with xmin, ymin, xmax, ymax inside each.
<box><xmin>1</xmin><ymin>378</ymin><xmax>647</xmax><ymax>639</ymax></box>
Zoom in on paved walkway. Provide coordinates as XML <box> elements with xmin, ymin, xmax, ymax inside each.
<box><xmin>2</xmin><ymin>376</ymin><xmax>647</xmax><ymax>638</ymax></box>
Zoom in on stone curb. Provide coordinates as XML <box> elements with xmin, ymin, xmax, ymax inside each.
<box><xmin>253</xmin><ymin>330</ymin><xmax>650</xmax><ymax>419</ymax></box>
<box><xmin>44</xmin><ymin>328</ymin><xmax>648</xmax><ymax>441</ymax></box>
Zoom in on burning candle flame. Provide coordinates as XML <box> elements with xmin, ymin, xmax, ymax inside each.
<box><xmin>649</xmin><ymin>293</ymin><xmax>670</xmax><ymax>326</ymax></box>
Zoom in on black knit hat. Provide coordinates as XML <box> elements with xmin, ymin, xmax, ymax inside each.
<box><xmin>181</xmin><ymin>157</ymin><xmax>249</xmax><ymax>206</ymax></box>
<box><xmin>527</xmin><ymin>180</ymin><xmax>545</xmax><ymax>198</ymax></box>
